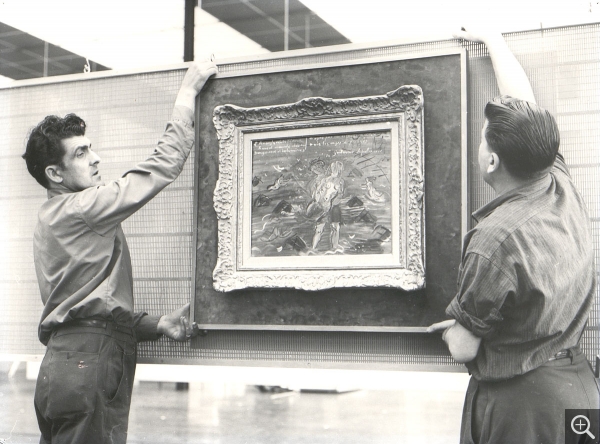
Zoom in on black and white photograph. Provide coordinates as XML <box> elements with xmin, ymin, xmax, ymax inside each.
<box><xmin>0</xmin><ymin>1</ymin><xmax>598</xmax><ymax>443</ymax></box>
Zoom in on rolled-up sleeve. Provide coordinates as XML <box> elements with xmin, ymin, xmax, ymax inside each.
<box><xmin>446</xmin><ymin>253</ymin><xmax>515</xmax><ymax>338</ymax></box>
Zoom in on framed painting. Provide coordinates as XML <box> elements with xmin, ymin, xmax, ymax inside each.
<box><xmin>212</xmin><ymin>85</ymin><xmax>425</xmax><ymax>291</ymax></box>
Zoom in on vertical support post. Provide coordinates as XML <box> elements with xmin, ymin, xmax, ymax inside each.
<box><xmin>284</xmin><ymin>0</ymin><xmax>289</xmax><ymax>51</ymax></box>
<box><xmin>184</xmin><ymin>0</ymin><xmax>195</xmax><ymax>62</ymax></box>
<box><xmin>304</xmin><ymin>13</ymin><xmax>310</xmax><ymax>48</ymax></box>
<box><xmin>43</xmin><ymin>41</ymin><xmax>49</xmax><ymax>77</ymax></box>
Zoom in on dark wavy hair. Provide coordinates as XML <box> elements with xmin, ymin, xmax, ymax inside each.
<box><xmin>484</xmin><ymin>96</ymin><xmax>560</xmax><ymax>179</ymax></box>
<box><xmin>22</xmin><ymin>114</ymin><xmax>87</xmax><ymax>188</ymax></box>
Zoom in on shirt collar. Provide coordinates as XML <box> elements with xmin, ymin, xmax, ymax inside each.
<box><xmin>472</xmin><ymin>173</ymin><xmax>552</xmax><ymax>224</ymax></box>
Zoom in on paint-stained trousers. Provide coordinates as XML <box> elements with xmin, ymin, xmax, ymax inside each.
<box><xmin>34</xmin><ymin>321</ymin><xmax>137</xmax><ymax>444</ymax></box>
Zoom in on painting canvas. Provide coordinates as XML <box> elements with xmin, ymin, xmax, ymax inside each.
<box><xmin>212</xmin><ymin>85</ymin><xmax>425</xmax><ymax>291</ymax></box>
<box><xmin>250</xmin><ymin>127</ymin><xmax>394</xmax><ymax>257</ymax></box>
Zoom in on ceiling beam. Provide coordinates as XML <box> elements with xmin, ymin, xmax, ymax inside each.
<box><xmin>0</xmin><ymin>21</ymin><xmax>109</xmax><ymax>80</ymax></box>
<box><xmin>201</xmin><ymin>0</ymin><xmax>350</xmax><ymax>52</ymax></box>
<box><xmin>239</xmin><ymin>0</ymin><xmax>308</xmax><ymax>46</ymax></box>
<box><xmin>184</xmin><ymin>0</ymin><xmax>195</xmax><ymax>61</ymax></box>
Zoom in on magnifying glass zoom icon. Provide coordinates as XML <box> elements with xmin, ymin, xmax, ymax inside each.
<box><xmin>571</xmin><ymin>415</ymin><xmax>596</xmax><ymax>439</ymax></box>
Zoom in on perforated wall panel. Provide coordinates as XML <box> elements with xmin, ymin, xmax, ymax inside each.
<box><xmin>1</xmin><ymin>24</ymin><xmax>598</xmax><ymax>370</ymax></box>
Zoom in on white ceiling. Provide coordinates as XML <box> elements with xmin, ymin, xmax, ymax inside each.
<box><xmin>302</xmin><ymin>0</ymin><xmax>600</xmax><ymax>44</ymax></box>
<box><xmin>0</xmin><ymin>0</ymin><xmax>598</xmax><ymax>85</ymax></box>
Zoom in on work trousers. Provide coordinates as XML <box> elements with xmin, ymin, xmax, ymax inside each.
<box><xmin>460</xmin><ymin>347</ymin><xmax>600</xmax><ymax>444</ymax></box>
<box><xmin>34</xmin><ymin>321</ymin><xmax>137</xmax><ymax>444</ymax></box>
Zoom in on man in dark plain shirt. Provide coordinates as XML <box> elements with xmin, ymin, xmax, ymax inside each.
<box><xmin>428</xmin><ymin>27</ymin><xmax>599</xmax><ymax>444</ymax></box>
<box><xmin>23</xmin><ymin>60</ymin><xmax>217</xmax><ymax>443</ymax></box>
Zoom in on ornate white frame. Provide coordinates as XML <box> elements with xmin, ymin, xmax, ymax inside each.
<box><xmin>212</xmin><ymin>85</ymin><xmax>425</xmax><ymax>292</ymax></box>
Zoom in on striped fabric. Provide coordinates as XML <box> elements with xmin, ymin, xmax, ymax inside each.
<box><xmin>446</xmin><ymin>154</ymin><xmax>596</xmax><ymax>381</ymax></box>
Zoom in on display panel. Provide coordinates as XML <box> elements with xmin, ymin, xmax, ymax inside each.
<box><xmin>195</xmin><ymin>51</ymin><xmax>464</xmax><ymax>331</ymax></box>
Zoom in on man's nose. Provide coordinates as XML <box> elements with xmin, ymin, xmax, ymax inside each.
<box><xmin>90</xmin><ymin>150</ymin><xmax>101</xmax><ymax>164</ymax></box>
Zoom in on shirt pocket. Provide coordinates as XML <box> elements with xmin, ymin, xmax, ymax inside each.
<box><xmin>47</xmin><ymin>350</ymin><xmax>99</xmax><ymax>419</ymax></box>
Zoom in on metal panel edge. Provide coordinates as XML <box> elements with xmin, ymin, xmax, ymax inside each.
<box><xmin>0</xmin><ymin>42</ymin><xmax>465</xmax><ymax>89</ymax></box>
<box><xmin>137</xmin><ymin>356</ymin><xmax>465</xmax><ymax>372</ymax></box>
<box><xmin>194</xmin><ymin>325</ymin><xmax>430</xmax><ymax>332</ymax></box>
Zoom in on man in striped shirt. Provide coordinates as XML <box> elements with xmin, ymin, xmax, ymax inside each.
<box><xmin>428</xmin><ymin>27</ymin><xmax>599</xmax><ymax>443</ymax></box>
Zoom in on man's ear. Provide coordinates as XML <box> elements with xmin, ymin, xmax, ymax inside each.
<box><xmin>487</xmin><ymin>152</ymin><xmax>500</xmax><ymax>174</ymax></box>
<box><xmin>45</xmin><ymin>165</ymin><xmax>63</xmax><ymax>185</ymax></box>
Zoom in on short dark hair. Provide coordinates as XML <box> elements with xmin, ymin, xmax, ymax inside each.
<box><xmin>22</xmin><ymin>114</ymin><xmax>87</xmax><ymax>188</ymax></box>
<box><xmin>484</xmin><ymin>95</ymin><xmax>560</xmax><ymax>179</ymax></box>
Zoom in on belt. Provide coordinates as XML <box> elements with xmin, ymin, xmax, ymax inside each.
<box><xmin>548</xmin><ymin>345</ymin><xmax>581</xmax><ymax>361</ymax></box>
<box><xmin>66</xmin><ymin>318</ymin><xmax>108</xmax><ymax>328</ymax></box>
<box><xmin>56</xmin><ymin>318</ymin><xmax>135</xmax><ymax>337</ymax></box>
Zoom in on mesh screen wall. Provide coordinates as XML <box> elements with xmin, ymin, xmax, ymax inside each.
<box><xmin>1</xmin><ymin>23</ymin><xmax>598</xmax><ymax>370</ymax></box>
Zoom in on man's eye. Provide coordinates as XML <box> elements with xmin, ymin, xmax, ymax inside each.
<box><xmin>77</xmin><ymin>151</ymin><xmax>84</xmax><ymax>158</ymax></box>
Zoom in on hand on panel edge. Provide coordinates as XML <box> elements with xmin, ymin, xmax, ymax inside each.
<box><xmin>452</xmin><ymin>25</ymin><xmax>503</xmax><ymax>45</ymax></box>
<box><xmin>181</xmin><ymin>60</ymin><xmax>218</xmax><ymax>95</ymax></box>
<box><xmin>428</xmin><ymin>319</ymin><xmax>481</xmax><ymax>363</ymax></box>
<box><xmin>157</xmin><ymin>303</ymin><xmax>198</xmax><ymax>341</ymax></box>
<box><xmin>426</xmin><ymin>319</ymin><xmax>456</xmax><ymax>334</ymax></box>
<box><xmin>175</xmin><ymin>60</ymin><xmax>219</xmax><ymax>110</ymax></box>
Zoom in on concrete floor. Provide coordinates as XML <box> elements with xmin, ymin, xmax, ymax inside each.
<box><xmin>1</xmin><ymin>362</ymin><xmax>468</xmax><ymax>443</ymax></box>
